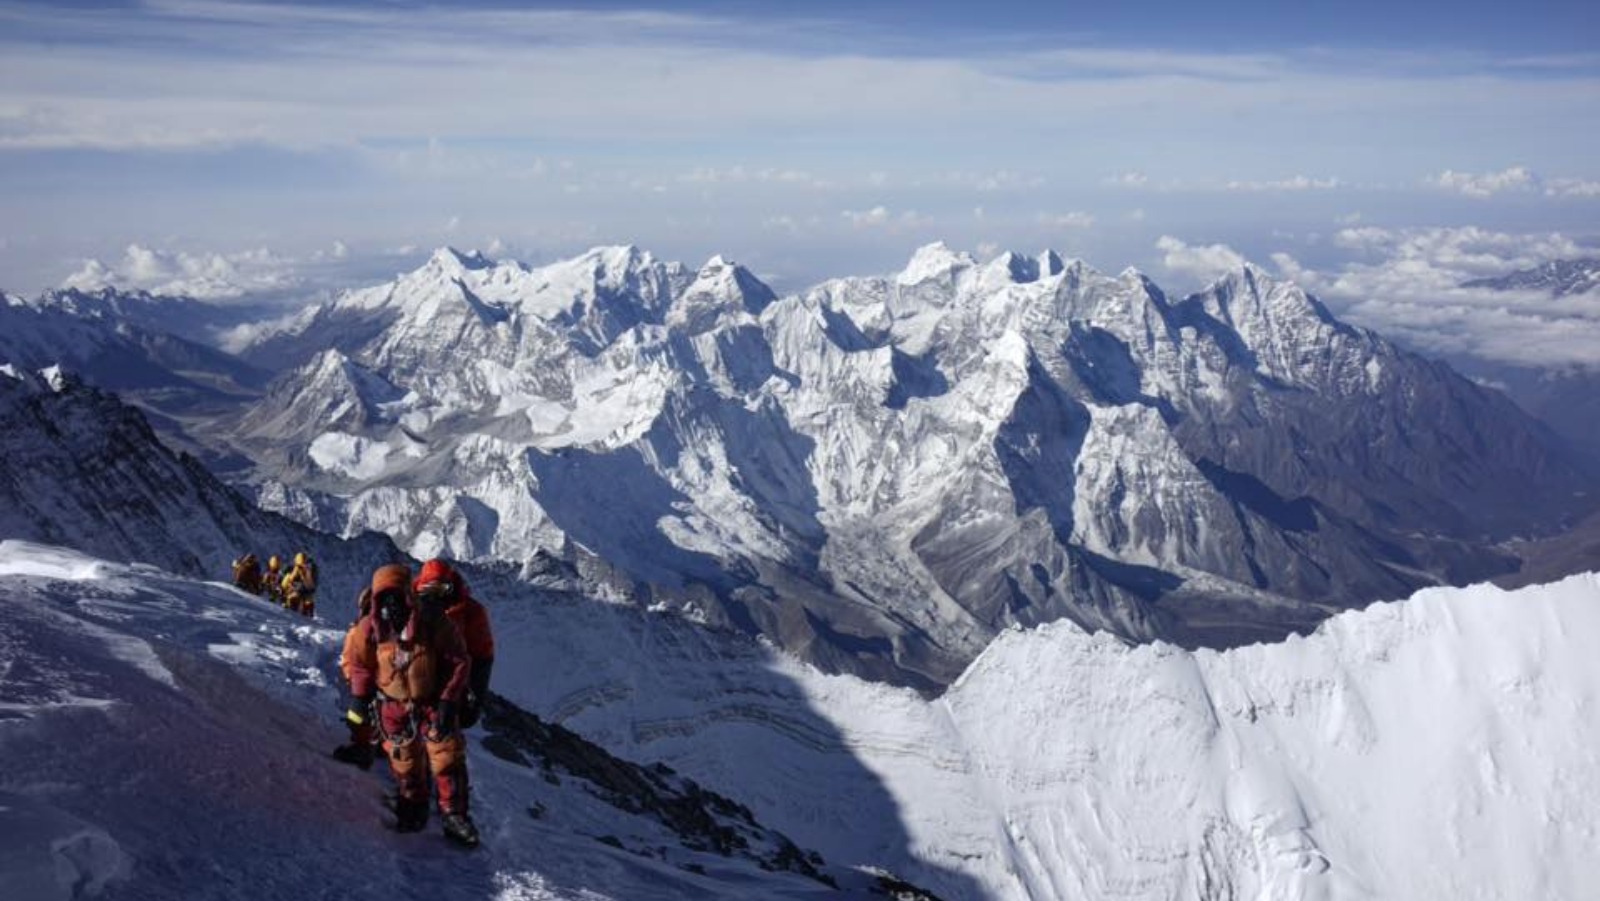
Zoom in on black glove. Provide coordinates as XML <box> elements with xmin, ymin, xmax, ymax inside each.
<box><xmin>460</xmin><ymin>694</ymin><xmax>482</xmax><ymax>729</ymax></box>
<box><xmin>346</xmin><ymin>695</ymin><xmax>374</xmax><ymax>727</ymax></box>
<box><xmin>469</xmin><ymin>657</ymin><xmax>494</xmax><ymax>703</ymax></box>
<box><xmin>430</xmin><ymin>701</ymin><xmax>458</xmax><ymax>739</ymax></box>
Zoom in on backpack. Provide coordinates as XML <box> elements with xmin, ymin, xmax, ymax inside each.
<box><xmin>232</xmin><ymin>555</ymin><xmax>259</xmax><ymax>586</ymax></box>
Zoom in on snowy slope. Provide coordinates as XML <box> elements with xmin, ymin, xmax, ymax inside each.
<box><xmin>0</xmin><ymin>542</ymin><xmax>929</xmax><ymax>901</ymax></box>
<box><xmin>225</xmin><ymin>243</ymin><xmax>1594</xmax><ymax>687</ymax></box>
<box><xmin>475</xmin><ymin>559</ymin><xmax>1600</xmax><ymax>901</ymax></box>
<box><xmin>4</xmin><ymin>544</ymin><xmax>1598</xmax><ymax>899</ymax></box>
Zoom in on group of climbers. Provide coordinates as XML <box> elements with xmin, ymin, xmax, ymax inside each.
<box><xmin>234</xmin><ymin>548</ymin><xmax>496</xmax><ymax>847</ymax></box>
<box><xmin>332</xmin><ymin>557</ymin><xmax>496</xmax><ymax>848</ymax></box>
<box><xmin>230</xmin><ymin>551</ymin><xmax>318</xmax><ymax>617</ymax></box>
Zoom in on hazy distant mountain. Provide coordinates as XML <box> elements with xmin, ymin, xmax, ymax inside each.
<box><xmin>0</xmin><ymin>289</ymin><xmax>272</xmax><ymax>465</ymax></box>
<box><xmin>1462</xmin><ymin>257</ymin><xmax>1600</xmax><ymax>296</ymax></box>
<box><xmin>1453</xmin><ymin>258</ymin><xmax>1600</xmax><ymax>467</ymax></box>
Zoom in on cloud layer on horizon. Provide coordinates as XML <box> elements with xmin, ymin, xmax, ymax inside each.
<box><xmin>1</xmin><ymin>1</ymin><xmax>1597</xmax><ymax>372</ymax></box>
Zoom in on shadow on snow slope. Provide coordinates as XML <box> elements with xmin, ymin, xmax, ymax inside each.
<box><xmin>464</xmin><ymin>562</ymin><xmax>990</xmax><ymax>900</ymax></box>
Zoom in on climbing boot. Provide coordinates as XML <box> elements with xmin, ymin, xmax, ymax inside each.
<box><xmin>442</xmin><ymin>812</ymin><xmax>480</xmax><ymax>848</ymax></box>
<box><xmin>392</xmin><ymin>798</ymin><xmax>429</xmax><ymax>833</ymax></box>
<box><xmin>331</xmin><ymin>743</ymin><xmax>374</xmax><ymax>770</ymax></box>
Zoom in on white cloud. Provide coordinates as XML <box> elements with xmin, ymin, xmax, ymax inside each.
<box><xmin>944</xmin><ymin>170</ymin><xmax>1045</xmax><ymax>192</ymax></box>
<box><xmin>841</xmin><ymin>206</ymin><xmax>930</xmax><ymax>230</ymax></box>
<box><xmin>1429</xmin><ymin>166</ymin><xmax>1537</xmax><ymax>197</ymax></box>
<box><xmin>1036</xmin><ymin>211</ymin><xmax>1095</xmax><ymax>229</ymax></box>
<box><xmin>1545</xmin><ymin>177</ymin><xmax>1600</xmax><ymax>198</ymax></box>
<box><xmin>760</xmin><ymin>215</ymin><xmax>803</xmax><ymax>234</ymax></box>
<box><xmin>1224</xmin><ymin>175</ymin><xmax>1342</xmax><ymax>192</ymax></box>
<box><xmin>1328</xmin><ymin>225</ymin><xmax>1584</xmax><ymax>279</ymax></box>
<box><xmin>1269</xmin><ymin>251</ymin><xmax>1313</xmax><ymax>282</ymax></box>
<box><xmin>842</xmin><ymin>206</ymin><xmax>891</xmax><ymax>228</ymax></box>
<box><xmin>679</xmin><ymin>166</ymin><xmax>818</xmax><ymax>186</ymax></box>
<box><xmin>1278</xmin><ymin>226</ymin><xmax>1600</xmax><ymax>367</ymax></box>
<box><xmin>61</xmin><ymin>244</ymin><xmax>304</xmax><ymax>300</ymax></box>
<box><xmin>1427</xmin><ymin>166</ymin><xmax>1538</xmax><ymax>197</ymax></box>
<box><xmin>1104</xmin><ymin>172</ymin><xmax>1149</xmax><ymax>188</ymax></box>
<box><xmin>1155</xmin><ymin>235</ymin><xmax>1247</xmax><ymax>283</ymax></box>
<box><xmin>6</xmin><ymin>4</ymin><xmax>1590</xmax><ymax>165</ymax></box>
<box><xmin>216</xmin><ymin>305</ymin><xmax>319</xmax><ymax>354</ymax></box>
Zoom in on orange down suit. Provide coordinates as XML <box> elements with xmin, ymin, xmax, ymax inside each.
<box><xmin>414</xmin><ymin>559</ymin><xmax>495</xmax><ymax>724</ymax></box>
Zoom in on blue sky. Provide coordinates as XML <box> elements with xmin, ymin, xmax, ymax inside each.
<box><xmin>2</xmin><ymin>0</ymin><xmax>1598</xmax><ymax>365</ymax></box>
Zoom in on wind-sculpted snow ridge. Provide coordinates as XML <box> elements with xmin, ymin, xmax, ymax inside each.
<box><xmin>0</xmin><ymin>541</ymin><xmax>946</xmax><ymax>900</ymax></box>
<box><xmin>481</xmin><ymin>562</ymin><xmax>1600</xmax><ymax>901</ymax></box>
<box><xmin>225</xmin><ymin>242</ymin><xmax>1595</xmax><ymax>688</ymax></box>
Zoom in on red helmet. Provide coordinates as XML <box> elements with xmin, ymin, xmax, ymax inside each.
<box><xmin>414</xmin><ymin>558</ymin><xmax>463</xmax><ymax>603</ymax></box>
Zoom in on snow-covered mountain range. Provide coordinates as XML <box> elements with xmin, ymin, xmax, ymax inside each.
<box><xmin>198</xmin><ymin>244</ymin><xmax>1593</xmax><ymax>687</ymax></box>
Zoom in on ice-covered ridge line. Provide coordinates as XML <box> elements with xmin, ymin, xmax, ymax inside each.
<box><xmin>761</xmin><ymin>572</ymin><xmax>1600</xmax><ymax>899</ymax></box>
<box><xmin>390</xmin><ymin>532</ymin><xmax>1600</xmax><ymax>901</ymax></box>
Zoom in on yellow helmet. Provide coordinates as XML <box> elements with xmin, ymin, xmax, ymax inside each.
<box><xmin>267</xmin><ymin>555</ymin><xmax>281</xmax><ymax>570</ymax></box>
<box><xmin>295</xmin><ymin>552</ymin><xmax>309</xmax><ymax>567</ymax></box>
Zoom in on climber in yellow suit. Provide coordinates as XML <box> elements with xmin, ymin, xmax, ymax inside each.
<box><xmin>281</xmin><ymin>552</ymin><xmax>318</xmax><ymax>618</ymax></box>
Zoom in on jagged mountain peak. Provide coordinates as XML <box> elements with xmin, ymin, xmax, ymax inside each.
<box><xmin>673</xmin><ymin>255</ymin><xmax>777</xmax><ymax>328</ymax></box>
<box><xmin>898</xmin><ymin>241</ymin><xmax>977</xmax><ymax>286</ymax></box>
<box><xmin>1039</xmin><ymin>249</ymin><xmax>1066</xmax><ymax>277</ymax></box>
<box><xmin>1194</xmin><ymin>261</ymin><xmax>1335</xmax><ymax>330</ymax></box>
<box><xmin>573</xmin><ymin>243</ymin><xmax>670</xmax><ymax>280</ymax></box>
<box><xmin>982</xmin><ymin>250</ymin><xmax>1043</xmax><ymax>286</ymax></box>
<box><xmin>306</xmin><ymin>346</ymin><xmax>365</xmax><ymax>381</ymax></box>
<box><xmin>426</xmin><ymin>245</ymin><xmax>496</xmax><ymax>273</ymax></box>
<box><xmin>1</xmin><ymin>362</ymin><xmax>73</xmax><ymax>393</ymax></box>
